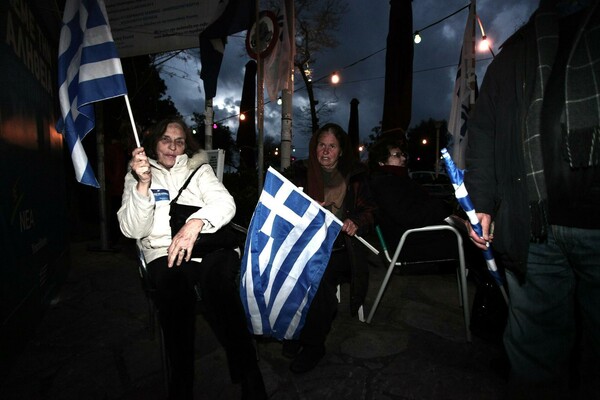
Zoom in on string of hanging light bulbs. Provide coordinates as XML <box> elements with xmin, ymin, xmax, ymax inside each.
<box><xmin>413</xmin><ymin>3</ymin><xmax>471</xmax><ymax>44</ymax></box>
<box><xmin>413</xmin><ymin>2</ymin><xmax>494</xmax><ymax>59</ymax></box>
<box><xmin>214</xmin><ymin>2</ymin><xmax>495</xmax><ymax>126</ymax></box>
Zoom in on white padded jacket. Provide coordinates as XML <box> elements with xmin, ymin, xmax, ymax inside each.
<box><xmin>117</xmin><ymin>150</ymin><xmax>236</xmax><ymax>263</ymax></box>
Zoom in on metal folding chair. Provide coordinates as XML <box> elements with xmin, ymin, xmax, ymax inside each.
<box><xmin>366</xmin><ymin>225</ymin><xmax>471</xmax><ymax>342</ymax></box>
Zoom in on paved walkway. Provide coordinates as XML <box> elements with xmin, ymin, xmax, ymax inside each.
<box><xmin>1</xmin><ymin>238</ymin><xmax>508</xmax><ymax>399</ymax></box>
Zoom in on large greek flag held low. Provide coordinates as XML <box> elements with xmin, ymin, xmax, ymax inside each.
<box><xmin>240</xmin><ymin>168</ymin><xmax>343</xmax><ymax>340</ymax></box>
<box><xmin>441</xmin><ymin>148</ymin><xmax>509</xmax><ymax>304</ymax></box>
<box><xmin>57</xmin><ymin>0</ymin><xmax>128</xmax><ymax>187</ymax></box>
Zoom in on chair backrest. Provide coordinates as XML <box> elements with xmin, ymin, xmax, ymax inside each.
<box><xmin>205</xmin><ymin>149</ymin><xmax>225</xmax><ymax>182</ymax></box>
<box><xmin>205</xmin><ymin>150</ymin><xmax>250</xmax><ymax>249</ymax></box>
<box><xmin>376</xmin><ymin>224</ymin><xmax>463</xmax><ymax>267</ymax></box>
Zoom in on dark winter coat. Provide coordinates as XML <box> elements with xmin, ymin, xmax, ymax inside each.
<box><xmin>369</xmin><ymin>165</ymin><xmax>452</xmax><ymax>252</ymax></box>
<box><xmin>464</xmin><ymin>21</ymin><xmax>534</xmax><ymax>278</ymax></box>
<box><xmin>465</xmin><ymin>4</ymin><xmax>600</xmax><ymax>278</ymax></box>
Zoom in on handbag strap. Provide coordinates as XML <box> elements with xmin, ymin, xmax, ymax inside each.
<box><xmin>170</xmin><ymin>163</ymin><xmax>206</xmax><ymax>205</ymax></box>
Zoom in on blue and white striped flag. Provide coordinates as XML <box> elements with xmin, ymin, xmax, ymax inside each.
<box><xmin>441</xmin><ymin>148</ymin><xmax>508</xmax><ymax>304</ymax></box>
<box><xmin>240</xmin><ymin>167</ymin><xmax>343</xmax><ymax>340</ymax></box>
<box><xmin>56</xmin><ymin>0</ymin><xmax>128</xmax><ymax>187</ymax></box>
<box><xmin>446</xmin><ymin>2</ymin><xmax>477</xmax><ymax>170</ymax></box>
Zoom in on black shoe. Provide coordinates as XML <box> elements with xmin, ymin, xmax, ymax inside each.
<box><xmin>241</xmin><ymin>368</ymin><xmax>267</xmax><ymax>400</ymax></box>
<box><xmin>281</xmin><ymin>339</ymin><xmax>302</xmax><ymax>359</ymax></box>
<box><xmin>289</xmin><ymin>344</ymin><xmax>325</xmax><ymax>374</ymax></box>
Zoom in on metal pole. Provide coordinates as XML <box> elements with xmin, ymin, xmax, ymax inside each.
<box><xmin>434</xmin><ymin>121</ymin><xmax>441</xmax><ymax>177</ymax></box>
<box><xmin>256</xmin><ymin>0</ymin><xmax>264</xmax><ymax>192</ymax></box>
<box><xmin>280</xmin><ymin>0</ymin><xmax>294</xmax><ymax>171</ymax></box>
<box><xmin>95</xmin><ymin>103</ymin><xmax>110</xmax><ymax>250</ymax></box>
<box><xmin>205</xmin><ymin>98</ymin><xmax>213</xmax><ymax>150</ymax></box>
<box><xmin>280</xmin><ymin>87</ymin><xmax>293</xmax><ymax>170</ymax></box>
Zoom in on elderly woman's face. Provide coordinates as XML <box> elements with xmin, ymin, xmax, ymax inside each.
<box><xmin>316</xmin><ymin>131</ymin><xmax>342</xmax><ymax>170</ymax></box>
<box><xmin>156</xmin><ymin>123</ymin><xmax>186</xmax><ymax>169</ymax></box>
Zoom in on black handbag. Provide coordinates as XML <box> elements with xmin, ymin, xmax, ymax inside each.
<box><xmin>169</xmin><ymin>165</ymin><xmax>239</xmax><ymax>257</ymax></box>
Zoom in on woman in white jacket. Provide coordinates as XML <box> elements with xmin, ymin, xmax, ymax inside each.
<box><xmin>118</xmin><ymin>118</ymin><xmax>266</xmax><ymax>400</ymax></box>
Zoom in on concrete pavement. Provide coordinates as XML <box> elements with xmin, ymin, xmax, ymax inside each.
<box><xmin>0</xmin><ymin>237</ymin><xmax>508</xmax><ymax>399</ymax></box>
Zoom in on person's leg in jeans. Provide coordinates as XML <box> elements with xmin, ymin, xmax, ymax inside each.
<box><xmin>505</xmin><ymin>225</ymin><xmax>600</xmax><ymax>398</ymax></box>
<box><xmin>555</xmin><ymin>225</ymin><xmax>600</xmax><ymax>397</ymax></box>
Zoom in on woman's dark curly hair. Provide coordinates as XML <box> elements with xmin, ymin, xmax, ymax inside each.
<box><xmin>368</xmin><ymin>136</ymin><xmax>407</xmax><ymax>170</ymax></box>
<box><xmin>142</xmin><ymin>117</ymin><xmax>200</xmax><ymax>160</ymax></box>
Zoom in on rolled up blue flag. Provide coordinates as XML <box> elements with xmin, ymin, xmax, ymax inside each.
<box><xmin>441</xmin><ymin>149</ymin><xmax>508</xmax><ymax>303</ymax></box>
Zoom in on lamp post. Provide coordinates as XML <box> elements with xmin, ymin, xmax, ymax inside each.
<box><xmin>434</xmin><ymin>120</ymin><xmax>442</xmax><ymax>178</ymax></box>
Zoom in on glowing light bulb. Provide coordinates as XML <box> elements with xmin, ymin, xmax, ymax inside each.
<box><xmin>479</xmin><ymin>36</ymin><xmax>491</xmax><ymax>52</ymax></box>
<box><xmin>330</xmin><ymin>72</ymin><xmax>340</xmax><ymax>85</ymax></box>
<box><xmin>414</xmin><ymin>32</ymin><xmax>421</xmax><ymax>44</ymax></box>
<box><xmin>240</xmin><ymin>113</ymin><xmax>246</xmax><ymax>121</ymax></box>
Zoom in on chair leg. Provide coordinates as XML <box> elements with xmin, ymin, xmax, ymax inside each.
<box><xmin>358</xmin><ymin>305</ymin><xmax>365</xmax><ymax>322</ymax></box>
<box><xmin>456</xmin><ymin>245</ymin><xmax>472</xmax><ymax>342</ymax></box>
<box><xmin>455</xmin><ymin>268</ymin><xmax>463</xmax><ymax>308</ymax></box>
<box><xmin>366</xmin><ymin>259</ymin><xmax>398</xmax><ymax>324</ymax></box>
<box><xmin>158</xmin><ymin>321</ymin><xmax>170</xmax><ymax>397</ymax></box>
<box><xmin>147</xmin><ymin>297</ymin><xmax>156</xmax><ymax>339</ymax></box>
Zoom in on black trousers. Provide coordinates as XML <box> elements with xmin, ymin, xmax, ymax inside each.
<box><xmin>148</xmin><ymin>249</ymin><xmax>258</xmax><ymax>399</ymax></box>
<box><xmin>299</xmin><ymin>249</ymin><xmax>351</xmax><ymax>346</ymax></box>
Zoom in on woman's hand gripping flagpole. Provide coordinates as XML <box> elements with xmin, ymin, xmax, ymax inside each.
<box><xmin>440</xmin><ymin>148</ymin><xmax>509</xmax><ymax>305</ymax></box>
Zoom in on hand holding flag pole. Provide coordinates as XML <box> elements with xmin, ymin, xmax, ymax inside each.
<box><xmin>57</xmin><ymin>0</ymin><xmax>140</xmax><ymax>187</ymax></box>
<box><xmin>440</xmin><ymin>148</ymin><xmax>509</xmax><ymax>304</ymax></box>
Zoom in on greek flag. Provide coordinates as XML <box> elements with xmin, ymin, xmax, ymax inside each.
<box><xmin>441</xmin><ymin>148</ymin><xmax>508</xmax><ymax>304</ymax></box>
<box><xmin>446</xmin><ymin>2</ymin><xmax>477</xmax><ymax>170</ymax></box>
<box><xmin>56</xmin><ymin>0</ymin><xmax>127</xmax><ymax>187</ymax></box>
<box><xmin>240</xmin><ymin>168</ymin><xmax>342</xmax><ymax>340</ymax></box>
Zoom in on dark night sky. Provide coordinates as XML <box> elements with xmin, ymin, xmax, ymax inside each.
<box><xmin>161</xmin><ymin>0</ymin><xmax>539</xmax><ymax>158</ymax></box>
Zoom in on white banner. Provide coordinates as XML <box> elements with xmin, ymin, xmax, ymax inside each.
<box><xmin>105</xmin><ymin>0</ymin><xmax>221</xmax><ymax>57</ymax></box>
